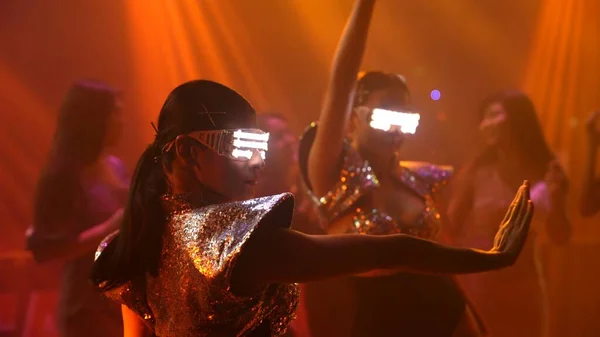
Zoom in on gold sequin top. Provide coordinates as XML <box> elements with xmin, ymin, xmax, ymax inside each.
<box><xmin>94</xmin><ymin>193</ymin><xmax>300</xmax><ymax>337</ymax></box>
<box><xmin>298</xmin><ymin>123</ymin><xmax>453</xmax><ymax>240</ymax></box>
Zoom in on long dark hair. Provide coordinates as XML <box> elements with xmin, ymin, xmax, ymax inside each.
<box><xmin>52</xmin><ymin>80</ymin><xmax>120</xmax><ymax>167</ymax></box>
<box><xmin>449</xmin><ymin>90</ymin><xmax>556</xmax><ymax>229</ymax></box>
<box><xmin>474</xmin><ymin>90</ymin><xmax>554</xmax><ymax>180</ymax></box>
<box><xmin>91</xmin><ymin>80</ymin><xmax>257</xmax><ymax>290</ymax></box>
<box><xmin>32</xmin><ymin>80</ymin><xmax>118</xmax><ymax>252</ymax></box>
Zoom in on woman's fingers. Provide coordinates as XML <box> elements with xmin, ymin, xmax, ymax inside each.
<box><xmin>502</xmin><ymin>184</ymin><xmax>524</xmax><ymax>224</ymax></box>
<box><xmin>523</xmin><ymin>201</ymin><xmax>534</xmax><ymax>231</ymax></box>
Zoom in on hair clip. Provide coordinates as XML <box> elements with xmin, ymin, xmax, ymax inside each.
<box><xmin>197</xmin><ymin>104</ymin><xmax>226</xmax><ymax>128</ymax></box>
<box><xmin>150</xmin><ymin>122</ymin><xmax>158</xmax><ymax>136</ymax></box>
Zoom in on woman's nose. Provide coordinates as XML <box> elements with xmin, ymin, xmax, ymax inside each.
<box><xmin>248</xmin><ymin>150</ymin><xmax>266</xmax><ymax>169</ymax></box>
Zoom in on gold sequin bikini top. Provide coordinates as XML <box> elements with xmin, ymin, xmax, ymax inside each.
<box><xmin>298</xmin><ymin>123</ymin><xmax>453</xmax><ymax>240</ymax></box>
<box><xmin>94</xmin><ymin>193</ymin><xmax>299</xmax><ymax>337</ymax></box>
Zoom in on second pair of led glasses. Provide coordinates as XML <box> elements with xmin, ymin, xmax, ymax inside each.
<box><xmin>172</xmin><ymin>108</ymin><xmax>419</xmax><ymax>161</ymax></box>
<box><xmin>356</xmin><ymin>106</ymin><xmax>421</xmax><ymax>134</ymax></box>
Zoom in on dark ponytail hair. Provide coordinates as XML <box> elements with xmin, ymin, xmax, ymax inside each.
<box><xmin>353</xmin><ymin>71</ymin><xmax>410</xmax><ymax>108</ymax></box>
<box><xmin>91</xmin><ymin>80</ymin><xmax>257</xmax><ymax>290</ymax></box>
<box><xmin>92</xmin><ymin>143</ymin><xmax>167</xmax><ymax>290</ymax></box>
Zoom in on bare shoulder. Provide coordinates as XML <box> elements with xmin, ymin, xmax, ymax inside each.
<box><xmin>530</xmin><ymin>181</ymin><xmax>550</xmax><ymax>211</ymax></box>
<box><xmin>106</xmin><ymin>155</ymin><xmax>129</xmax><ymax>184</ymax></box>
<box><xmin>106</xmin><ymin>155</ymin><xmax>126</xmax><ymax>172</ymax></box>
<box><xmin>395</xmin><ymin>161</ymin><xmax>454</xmax><ymax>194</ymax></box>
<box><xmin>399</xmin><ymin>161</ymin><xmax>454</xmax><ymax>180</ymax></box>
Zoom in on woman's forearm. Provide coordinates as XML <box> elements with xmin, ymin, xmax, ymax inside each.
<box><xmin>28</xmin><ymin>222</ymin><xmax>112</xmax><ymax>263</ymax></box>
<box><xmin>321</xmin><ymin>0</ymin><xmax>376</xmax><ymax>128</ymax></box>
<box><xmin>328</xmin><ymin>0</ymin><xmax>376</xmax><ymax>97</ymax></box>
<box><xmin>331</xmin><ymin>232</ymin><xmax>506</xmax><ymax>277</ymax></box>
<box><xmin>240</xmin><ymin>228</ymin><xmax>507</xmax><ymax>285</ymax></box>
<box><xmin>309</xmin><ymin>0</ymin><xmax>377</xmax><ymax>197</ymax></box>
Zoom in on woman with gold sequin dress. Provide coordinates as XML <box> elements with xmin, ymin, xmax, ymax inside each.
<box><xmin>297</xmin><ymin>1</ymin><xmax>493</xmax><ymax>336</ymax></box>
<box><xmin>90</xmin><ymin>80</ymin><xmax>533</xmax><ymax>337</ymax></box>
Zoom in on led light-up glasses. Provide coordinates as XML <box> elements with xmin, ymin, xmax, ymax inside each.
<box><xmin>356</xmin><ymin>107</ymin><xmax>421</xmax><ymax>134</ymax></box>
<box><xmin>164</xmin><ymin>128</ymin><xmax>270</xmax><ymax>161</ymax></box>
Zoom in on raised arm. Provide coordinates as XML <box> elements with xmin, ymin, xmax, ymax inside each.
<box><xmin>308</xmin><ymin>0</ymin><xmax>376</xmax><ymax>197</ymax></box>
<box><xmin>581</xmin><ymin>111</ymin><xmax>600</xmax><ymax>217</ymax></box>
<box><xmin>233</xmin><ymin>182</ymin><xmax>533</xmax><ymax>293</ymax></box>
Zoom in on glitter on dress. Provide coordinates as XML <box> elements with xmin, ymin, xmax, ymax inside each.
<box><xmin>298</xmin><ymin>123</ymin><xmax>453</xmax><ymax>240</ymax></box>
<box><xmin>95</xmin><ymin>193</ymin><xmax>300</xmax><ymax>336</ymax></box>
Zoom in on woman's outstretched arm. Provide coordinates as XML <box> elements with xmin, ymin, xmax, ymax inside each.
<box><xmin>233</xmin><ymin>182</ymin><xmax>533</xmax><ymax>293</ymax></box>
<box><xmin>308</xmin><ymin>0</ymin><xmax>376</xmax><ymax>197</ymax></box>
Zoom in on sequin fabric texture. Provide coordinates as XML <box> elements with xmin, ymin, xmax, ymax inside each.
<box><xmin>298</xmin><ymin>123</ymin><xmax>379</xmax><ymax>224</ymax></box>
<box><xmin>317</xmin><ymin>141</ymin><xmax>380</xmax><ymax>222</ymax></box>
<box><xmin>299</xmin><ymin>123</ymin><xmax>453</xmax><ymax>240</ymax></box>
<box><xmin>95</xmin><ymin>193</ymin><xmax>299</xmax><ymax>337</ymax></box>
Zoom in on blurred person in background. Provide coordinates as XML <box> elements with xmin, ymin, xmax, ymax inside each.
<box><xmin>27</xmin><ymin>80</ymin><xmax>128</xmax><ymax>337</ymax></box>
<box><xmin>255</xmin><ymin>114</ymin><xmax>299</xmax><ymax>201</ymax></box>
<box><xmin>580</xmin><ymin>110</ymin><xmax>600</xmax><ymax>217</ymax></box>
<box><xmin>448</xmin><ymin>90</ymin><xmax>571</xmax><ymax>337</ymax></box>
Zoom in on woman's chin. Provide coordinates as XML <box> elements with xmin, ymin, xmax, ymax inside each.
<box><xmin>371</xmin><ymin>144</ymin><xmax>402</xmax><ymax>158</ymax></box>
<box><xmin>237</xmin><ymin>185</ymin><xmax>257</xmax><ymax>201</ymax></box>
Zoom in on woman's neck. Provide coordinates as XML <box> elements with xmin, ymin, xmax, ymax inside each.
<box><xmin>494</xmin><ymin>146</ymin><xmax>540</xmax><ymax>183</ymax></box>
<box><xmin>257</xmin><ymin>168</ymin><xmax>295</xmax><ymax>196</ymax></box>
<box><xmin>170</xmin><ymin>180</ymin><xmax>230</xmax><ymax>207</ymax></box>
<box><xmin>352</xmin><ymin>141</ymin><xmax>396</xmax><ymax>179</ymax></box>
